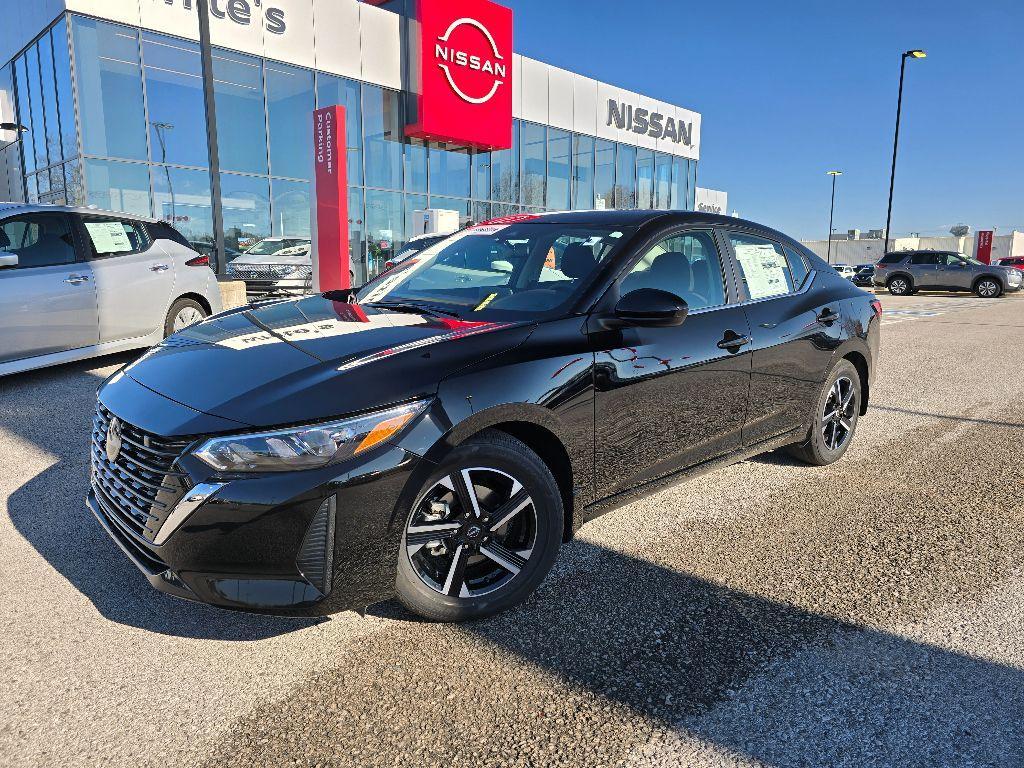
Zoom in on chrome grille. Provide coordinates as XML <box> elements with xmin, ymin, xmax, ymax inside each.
<box><xmin>90</xmin><ymin>403</ymin><xmax>195</xmax><ymax>547</ymax></box>
<box><xmin>227</xmin><ymin>263</ymin><xmax>313</xmax><ymax>281</ymax></box>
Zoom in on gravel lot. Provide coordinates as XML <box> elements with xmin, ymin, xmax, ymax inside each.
<box><xmin>3</xmin><ymin>291</ymin><xmax>1023</xmax><ymax>768</ymax></box>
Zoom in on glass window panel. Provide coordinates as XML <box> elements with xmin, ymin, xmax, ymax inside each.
<box><xmin>64</xmin><ymin>157</ymin><xmax>84</xmax><ymax>205</ymax></box>
<box><xmin>636</xmin><ymin>148</ymin><xmax>654</xmax><ymax>210</ymax></box>
<box><xmin>362</xmin><ymin>85</ymin><xmax>403</xmax><ymax>191</ymax></box>
<box><xmin>688</xmin><ymin>162</ymin><xmax>697</xmax><ymax>210</ymax></box>
<box><xmin>365</xmin><ymin>188</ymin><xmax>404</xmax><ymax>275</ymax></box>
<box><xmin>472</xmin><ymin>151</ymin><xmax>490</xmax><ymax>202</ymax></box>
<box><xmin>220</xmin><ymin>172</ymin><xmax>271</xmax><ymax>260</ymax></box>
<box><xmin>14</xmin><ymin>56</ymin><xmax>37</xmax><ymax>176</ymax></box>
<box><xmin>404</xmin><ymin>138</ymin><xmax>427</xmax><ymax>194</ymax></box>
<box><xmin>728</xmin><ymin>233</ymin><xmax>796</xmax><ymax>299</ymax></box>
<box><xmin>490</xmin><ymin>119</ymin><xmax>519</xmax><ymax>203</ymax></box>
<box><xmin>429</xmin><ymin>143</ymin><xmax>471</xmax><ymax>199</ymax></box>
<box><xmin>72</xmin><ymin>17</ymin><xmax>147</xmax><ymax>161</ymax></box>
<box><xmin>623</xmin><ymin>231</ymin><xmax>725</xmax><ymax>311</ymax></box>
<box><xmin>571</xmin><ymin>134</ymin><xmax>594</xmax><ymax>210</ymax></box>
<box><xmin>23</xmin><ymin>172</ymin><xmax>38</xmax><ymax>204</ymax></box>
<box><xmin>615</xmin><ymin>144</ymin><xmax>636</xmax><ymax>209</ymax></box>
<box><xmin>51</xmin><ymin>19</ymin><xmax>77</xmax><ymax>160</ymax></box>
<box><xmin>404</xmin><ymin>193</ymin><xmax>427</xmax><ymax>241</ymax></box>
<box><xmin>143</xmin><ymin>34</ymin><xmax>208</xmax><ymax>169</ymax></box>
<box><xmin>151</xmin><ymin>165</ymin><xmax>212</xmax><ymax>250</ymax></box>
<box><xmin>38</xmin><ymin>33</ymin><xmax>62</xmax><ymax>164</ymax></box>
<box><xmin>266</xmin><ymin>62</ymin><xmax>314</xmax><ymax>180</ymax></box>
<box><xmin>348</xmin><ymin>186</ymin><xmax>367</xmax><ymax>283</ymax></box>
<box><xmin>546</xmin><ymin>128</ymin><xmax>570</xmax><ymax>210</ymax></box>
<box><xmin>670</xmin><ymin>157</ymin><xmax>686</xmax><ymax>210</ymax></box>
<box><xmin>271</xmin><ymin>178</ymin><xmax>311</xmax><ymax>237</ymax></box>
<box><xmin>654</xmin><ymin>152</ymin><xmax>672</xmax><ymax>209</ymax></box>
<box><xmin>472</xmin><ymin>200</ymin><xmax>491</xmax><ymax>224</ymax></box>
<box><xmin>519</xmin><ymin>122</ymin><xmax>545</xmax><ymax>207</ymax></box>
<box><xmin>47</xmin><ymin>163</ymin><xmax>67</xmax><ymax>205</ymax></box>
<box><xmin>316</xmin><ymin>74</ymin><xmax>362</xmax><ymax>186</ymax></box>
<box><xmin>213</xmin><ymin>49</ymin><xmax>267</xmax><ymax>174</ymax></box>
<box><xmin>83</xmin><ymin>158</ymin><xmax>151</xmax><ymax>216</ymax></box>
<box><xmin>491</xmin><ymin>202</ymin><xmax>520</xmax><ymax>218</ymax></box>
<box><xmin>594</xmin><ymin>139</ymin><xmax>615</xmax><ymax>210</ymax></box>
<box><xmin>429</xmin><ymin>196</ymin><xmax>470</xmax><ymax>228</ymax></box>
<box><xmin>35</xmin><ymin>168</ymin><xmax>51</xmax><ymax>200</ymax></box>
<box><xmin>26</xmin><ymin>45</ymin><xmax>49</xmax><ymax>169</ymax></box>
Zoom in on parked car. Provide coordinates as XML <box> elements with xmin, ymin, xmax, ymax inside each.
<box><xmin>852</xmin><ymin>264</ymin><xmax>875</xmax><ymax>287</ymax></box>
<box><xmin>0</xmin><ymin>204</ymin><xmax>222</xmax><ymax>377</ymax></box>
<box><xmin>996</xmin><ymin>256</ymin><xmax>1024</xmax><ymax>273</ymax></box>
<box><xmin>833</xmin><ymin>264</ymin><xmax>858</xmax><ymax>280</ymax></box>
<box><xmin>873</xmin><ymin>250</ymin><xmax>1022</xmax><ymax>297</ymax></box>
<box><xmin>88</xmin><ymin>210</ymin><xmax>879</xmax><ymax>622</ymax></box>
<box><xmin>382</xmin><ymin>232</ymin><xmax>452</xmax><ymax>271</ymax></box>
<box><xmin>227</xmin><ymin>238</ymin><xmax>314</xmax><ymax>298</ymax></box>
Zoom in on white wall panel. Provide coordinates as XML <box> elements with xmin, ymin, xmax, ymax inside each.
<box><xmin>571</xmin><ymin>74</ymin><xmax>598</xmax><ymax>136</ymax></box>
<box><xmin>311</xmin><ymin>0</ymin><xmax>360</xmax><ymax>78</ymax></box>
<box><xmin>595</xmin><ymin>81</ymin><xmax>621</xmax><ymax>142</ymax></box>
<box><xmin>265</xmin><ymin>0</ymin><xmax>314</xmax><ymax>69</ymax></box>
<box><xmin>139</xmin><ymin>0</ymin><xmax>198</xmax><ymax>41</ymax></box>
<box><xmin>519</xmin><ymin>56</ymin><xmax>548</xmax><ymax>125</ymax></box>
<box><xmin>511</xmin><ymin>54</ymin><xmax>523</xmax><ymax>119</ymax></box>
<box><xmin>67</xmin><ymin>0</ymin><xmax>140</xmax><ymax>27</ymax></box>
<box><xmin>359</xmin><ymin>2</ymin><xmax>401</xmax><ymax>90</ymax></box>
<box><xmin>547</xmin><ymin>65</ymin><xmax>573</xmax><ymax>131</ymax></box>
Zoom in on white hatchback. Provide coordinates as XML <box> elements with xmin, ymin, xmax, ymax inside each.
<box><xmin>0</xmin><ymin>204</ymin><xmax>222</xmax><ymax>377</ymax></box>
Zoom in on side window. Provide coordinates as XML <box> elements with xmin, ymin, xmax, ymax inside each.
<box><xmin>879</xmin><ymin>253</ymin><xmax>904</xmax><ymax>264</ymax></box>
<box><xmin>0</xmin><ymin>213</ymin><xmax>77</xmax><ymax>269</ymax></box>
<box><xmin>727</xmin><ymin>232</ymin><xmax>796</xmax><ymax>300</ymax></box>
<box><xmin>783</xmin><ymin>246</ymin><xmax>811</xmax><ymax>288</ymax></box>
<box><xmin>909</xmin><ymin>253</ymin><xmax>940</xmax><ymax>265</ymax></box>
<box><xmin>621</xmin><ymin>230</ymin><xmax>726</xmax><ymax>311</ymax></box>
<box><xmin>148</xmin><ymin>221</ymin><xmax>191</xmax><ymax>249</ymax></box>
<box><xmin>82</xmin><ymin>218</ymin><xmax>151</xmax><ymax>258</ymax></box>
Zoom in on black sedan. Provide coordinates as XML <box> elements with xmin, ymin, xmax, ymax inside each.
<box><xmin>88</xmin><ymin>211</ymin><xmax>880</xmax><ymax>621</ymax></box>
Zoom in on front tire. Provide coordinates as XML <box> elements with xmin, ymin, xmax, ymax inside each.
<box><xmin>975</xmin><ymin>278</ymin><xmax>1001</xmax><ymax>298</ymax></box>
<box><xmin>887</xmin><ymin>276</ymin><xmax>911</xmax><ymax>296</ymax></box>
<box><xmin>396</xmin><ymin>431</ymin><xmax>563</xmax><ymax>622</ymax></box>
<box><xmin>787</xmin><ymin>360</ymin><xmax>862</xmax><ymax>466</ymax></box>
<box><xmin>164</xmin><ymin>297</ymin><xmax>208</xmax><ymax>337</ymax></box>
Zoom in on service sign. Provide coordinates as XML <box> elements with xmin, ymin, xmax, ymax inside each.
<box><xmin>407</xmin><ymin>0</ymin><xmax>514</xmax><ymax>150</ymax></box>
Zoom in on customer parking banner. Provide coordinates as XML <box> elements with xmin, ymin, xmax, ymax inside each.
<box><xmin>312</xmin><ymin>105</ymin><xmax>349</xmax><ymax>291</ymax></box>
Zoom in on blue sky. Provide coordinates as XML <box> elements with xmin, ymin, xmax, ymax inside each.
<box><xmin>504</xmin><ymin>0</ymin><xmax>1023</xmax><ymax>240</ymax></box>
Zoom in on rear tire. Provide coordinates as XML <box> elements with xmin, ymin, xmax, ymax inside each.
<box><xmin>887</xmin><ymin>276</ymin><xmax>911</xmax><ymax>296</ymax></box>
<box><xmin>396</xmin><ymin>431</ymin><xmax>563</xmax><ymax>622</ymax></box>
<box><xmin>164</xmin><ymin>297</ymin><xmax>208</xmax><ymax>338</ymax></box>
<box><xmin>786</xmin><ymin>360</ymin><xmax>862</xmax><ymax>466</ymax></box>
<box><xmin>974</xmin><ymin>278</ymin><xmax>1001</xmax><ymax>298</ymax></box>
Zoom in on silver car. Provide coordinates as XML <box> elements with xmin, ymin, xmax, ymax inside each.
<box><xmin>0</xmin><ymin>204</ymin><xmax>222</xmax><ymax>377</ymax></box>
<box><xmin>873</xmin><ymin>250</ymin><xmax>1022</xmax><ymax>297</ymax></box>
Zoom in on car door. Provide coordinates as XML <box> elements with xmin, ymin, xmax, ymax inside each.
<box><xmin>906</xmin><ymin>253</ymin><xmax>941</xmax><ymax>288</ymax></box>
<box><xmin>591</xmin><ymin>228</ymin><xmax>752</xmax><ymax>497</ymax></box>
<box><xmin>723</xmin><ymin>231</ymin><xmax>843</xmax><ymax>446</ymax></box>
<box><xmin>0</xmin><ymin>211</ymin><xmax>98</xmax><ymax>364</ymax></box>
<box><xmin>939</xmin><ymin>253</ymin><xmax>975</xmax><ymax>290</ymax></box>
<box><xmin>77</xmin><ymin>215</ymin><xmax>176</xmax><ymax>343</ymax></box>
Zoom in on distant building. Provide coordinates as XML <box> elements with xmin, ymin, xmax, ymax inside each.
<box><xmin>802</xmin><ymin>231</ymin><xmax>1024</xmax><ymax>265</ymax></box>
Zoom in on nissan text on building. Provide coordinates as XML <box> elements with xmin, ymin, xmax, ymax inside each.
<box><xmin>0</xmin><ymin>0</ymin><xmax>702</xmax><ymax>287</ymax></box>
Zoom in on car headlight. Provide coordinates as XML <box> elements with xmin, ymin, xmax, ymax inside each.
<box><xmin>193</xmin><ymin>399</ymin><xmax>430</xmax><ymax>473</ymax></box>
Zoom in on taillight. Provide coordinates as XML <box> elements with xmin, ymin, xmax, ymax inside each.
<box><xmin>186</xmin><ymin>254</ymin><xmax>210</xmax><ymax>267</ymax></box>
<box><xmin>875</xmin><ymin>262</ymin><xmax>887</xmax><ymax>269</ymax></box>
<box><xmin>871</xmin><ymin>299</ymin><xmax>882</xmax><ymax>317</ymax></box>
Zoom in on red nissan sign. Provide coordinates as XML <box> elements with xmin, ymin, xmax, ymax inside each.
<box><xmin>312</xmin><ymin>105</ymin><xmax>350</xmax><ymax>291</ymax></box>
<box><xmin>977</xmin><ymin>230</ymin><xmax>994</xmax><ymax>264</ymax></box>
<box><xmin>406</xmin><ymin>0</ymin><xmax>513</xmax><ymax>150</ymax></box>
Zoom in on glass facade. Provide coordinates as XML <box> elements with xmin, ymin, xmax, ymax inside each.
<box><xmin>7</xmin><ymin>12</ymin><xmax>698</xmax><ymax>279</ymax></box>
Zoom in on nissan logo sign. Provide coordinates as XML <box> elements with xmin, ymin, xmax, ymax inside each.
<box><xmin>434</xmin><ymin>18</ymin><xmax>508</xmax><ymax>104</ymax></box>
<box><xmin>607</xmin><ymin>100</ymin><xmax>692</xmax><ymax>146</ymax></box>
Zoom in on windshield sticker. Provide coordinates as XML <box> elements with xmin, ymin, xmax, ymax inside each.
<box><xmin>84</xmin><ymin>221</ymin><xmax>134</xmax><ymax>253</ymax></box>
<box><xmin>474</xmin><ymin>293</ymin><xmax>498</xmax><ymax>311</ymax></box>
<box><xmin>467</xmin><ymin>224</ymin><xmax>509</xmax><ymax>236</ymax></box>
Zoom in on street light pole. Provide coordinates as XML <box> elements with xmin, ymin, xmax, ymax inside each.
<box><xmin>883</xmin><ymin>49</ymin><xmax>926</xmax><ymax>255</ymax></box>
<box><xmin>197</xmin><ymin>0</ymin><xmax>226</xmax><ymax>274</ymax></box>
<box><xmin>826</xmin><ymin>170</ymin><xmax>842</xmax><ymax>263</ymax></box>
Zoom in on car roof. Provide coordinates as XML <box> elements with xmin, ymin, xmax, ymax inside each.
<box><xmin>0</xmin><ymin>202</ymin><xmax>160</xmax><ymax>224</ymax></box>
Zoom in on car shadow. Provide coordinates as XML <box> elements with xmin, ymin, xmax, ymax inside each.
<box><xmin>3</xmin><ymin>353</ymin><xmax>324</xmax><ymax>641</ymax></box>
<box><xmin>872</xmin><ymin>404</ymin><xmax>1024</xmax><ymax>430</ymax></box>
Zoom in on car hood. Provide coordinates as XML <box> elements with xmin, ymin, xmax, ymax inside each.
<box><xmin>119</xmin><ymin>295</ymin><xmax>532</xmax><ymax>429</ymax></box>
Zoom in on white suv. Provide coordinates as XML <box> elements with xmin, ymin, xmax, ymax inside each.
<box><xmin>0</xmin><ymin>204</ymin><xmax>222</xmax><ymax>377</ymax></box>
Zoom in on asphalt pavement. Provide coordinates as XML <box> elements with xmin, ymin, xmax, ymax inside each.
<box><xmin>3</xmin><ymin>290</ymin><xmax>1023</xmax><ymax>768</ymax></box>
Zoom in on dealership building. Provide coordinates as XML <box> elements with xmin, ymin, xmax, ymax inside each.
<box><xmin>0</xmin><ymin>0</ymin><xmax>702</xmax><ymax>281</ymax></box>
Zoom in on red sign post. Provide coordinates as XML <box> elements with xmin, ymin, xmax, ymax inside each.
<box><xmin>406</xmin><ymin>0</ymin><xmax>514</xmax><ymax>150</ymax></box>
<box><xmin>976</xmin><ymin>230</ymin><xmax>994</xmax><ymax>264</ymax></box>
<box><xmin>312</xmin><ymin>105</ymin><xmax>349</xmax><ymax>291</ymax></box>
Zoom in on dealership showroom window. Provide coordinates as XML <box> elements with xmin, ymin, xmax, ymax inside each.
<box><xmin>0</xmin><ymin>5</ymin><xmax>699</xmax><ymax>282</ymax></box>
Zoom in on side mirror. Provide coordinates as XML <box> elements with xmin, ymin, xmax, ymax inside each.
<box><xmin>0</xmin><ymin>252</ymin><xmax>18</xmax><ymax>269</ymax></box>
<box><xmin>611</xmin><ymin>288</ymin><xmax>688</xmax><ymax>328</ymax></box>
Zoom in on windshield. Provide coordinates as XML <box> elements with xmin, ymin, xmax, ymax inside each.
<box><xmin>355</xmin><ymin>222</ymin><xmax>633</xmax><ymax>320</ymax></box>
<box><xmin>245</xmin><ymin>238</ymin><xmax>309</xmax><ymax>256</ymax></box>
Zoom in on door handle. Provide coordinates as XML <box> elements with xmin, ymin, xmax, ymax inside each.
<box><xmin>717</xmin><ymin>330</ymin><xmax>752</xmax><ymax>351</ymax></box>
<box><xmin>816</xmin><ymin>307</ymin><xmax>838</xmax><ymax>324</ymax></box>
<box><xmin>63</xmin><ymin>274</ymin><xmax>90</xmax><ymax>285</ymax></box>
<box><xmin>150</xmin><ymin>264</ymin><xmax>170</xmax><ymax>272</ymax></box>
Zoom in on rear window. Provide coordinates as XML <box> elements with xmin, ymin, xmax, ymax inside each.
<box><xmin>878</xmin><ymin>253</ymin><xmax>905</xmax><ymax>264</ymax></box>
<box><xmin>148</xmin><ymin>221</ymin><xmax>191</xmax><ymax>249</ymax></box>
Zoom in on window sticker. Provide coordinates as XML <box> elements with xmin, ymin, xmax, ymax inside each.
<box><xmin>474</xmin><ymin>293</ymin><xmax>498</xmax><ymax>311</ymax></box>
<box><xmin>733</xmin><ymin>242</ymin><xmax>790</xmax><ymax>299</ymax></box>
<box><xmin>84</xmin><ymin>221</ymin><xmax>134</xmax><ymax>254</ymax></box>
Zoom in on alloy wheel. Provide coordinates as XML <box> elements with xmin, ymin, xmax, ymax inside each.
<box><xmin>822</xmin><ymin>376</ymin><xmax>856</xmax><ymax>451</ymax></box>
<box><xmin>173</xmin><ymin>306</ymin><xmax>204</xmax><ymax>332</ymax></box>
<box><xmin>977</xmin><ymin>280</ymin><xmax>999</xmax><ymax>298</ymax></box>
<box><xmin>405</xmin><ymin>467</ymin><xmax>537</xmax><ymax>599</ymax></box>
<box><xmin>889</xmin><ymin>278</ymin><xmax>908</xmax><ymax>295</ymax></box>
